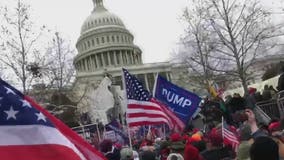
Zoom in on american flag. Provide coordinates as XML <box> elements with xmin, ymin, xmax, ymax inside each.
<box><xmin>123</xmin><ymin>68</ymin><xmax>184</xmax><ymax>130</ymax></box>
<box><xmin>0</xmin><ymin>79</ymin><xmax>106</xmax><ymax>160</ymax></box>
<box><xmin>222</xmin><ymin>120</ymin><xmax>239</xmax><ymax>151</ymax></box>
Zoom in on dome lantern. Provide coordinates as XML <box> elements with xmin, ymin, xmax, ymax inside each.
<box><xmin>92</xmin><ymin>0</ymin><xmax>106</xmax><ymax>12</ymax></box>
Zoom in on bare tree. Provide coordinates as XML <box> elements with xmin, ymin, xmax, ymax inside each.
<box><xmin>206</xmin><ymin>0</ymin><xmax>284</xmax><ymax>95</ymax></box>
<box><xmin>43</xmin><ymin>32</ymin><xmax>75</xmax><ymax>92</ymax></box>
<box><xmin>175</xmin><ymin>0</ymin><xmax>222</xmax><ymax>92</ymax></box>
<box><xmin>0</xmin><ymin>0</ymin><xmax>46</xmax><ymax>93</ymax></box>
<box><xmin>178</xmin><ymin>0</ymin><xmax>284</xmax><ymax>95</ymax></box>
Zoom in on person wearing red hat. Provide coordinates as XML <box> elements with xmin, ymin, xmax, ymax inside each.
<box><xmin>169</xmin><ymin>133</ymin><xmax>185</xmax><ymax>156</ymax></box>
<box><xmin>200</xmin><ymin>129</ymin><xmax>234</xmax><ymax>160</ymax></box>
<box><xmin>184</xmin><ymin>142</ymin><xmax>201</xmax><ymax>160</ymax></box>
<box><xmin>269</xmin><ymin>121</ymin><xmax>284</xmax><ymax>159</ymax></box>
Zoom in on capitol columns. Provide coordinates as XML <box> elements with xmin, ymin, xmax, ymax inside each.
<box><xmin>130</xmin><ymin>51</ymin><xmax>134</xmax><ymax>64</ymax></box>
<box><xmin>107</xmin><ymin>51</ymin><xmax>111</xmax><ymax>66</ymax></box>
<box><xmin>114</xmin><ymin>51</ymin><xmax>118</xmax><ymax>66</ymax></box>
<box><xmin>89</xmin><ymin>56</ymin><xmax>94</xmax><ymax>71</ymax></box>
<box><xmin>119</xmin><ymin>50</ymin><xmax>123</xmax><ymax>65</ymax></box>
<box><xmin>95</xmin><ymin>54</ymin><xmax>100</xmax><ymax>68</ymax></box>
<box><xmin>84</xmin><ymin>59</ymin><xmax>88</xmax><ymax>71</ymax></box>
<box><xmin>102</xmin><ymin>53</ymin><xmax>106</xmax><ymax>67</ymax></box>
<box><xmin>126</xmin><ymin>51</ymin><xmax>130</xmax><ymax>64</ymax></box>
<box><xmin>144</xmin><ymin>74</ymin><xmax>150</xmax><ymax>91</ymax></box>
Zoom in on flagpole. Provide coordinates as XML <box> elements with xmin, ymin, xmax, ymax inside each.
<box><xmin>122</xmin><ymin>68</ymin><xmax>133</xmax><ymax>149</ymax></box>
<box><xmin>152</xmin><ymin>73</ymin><xmax>159</xmax><ymax>97</ymax></box>
<box><xmin>221</xmin><ymin>116</ymin><xmax>225</xmax><ymax>147</ymax></box>
<box><xmin>96</xmin><ymin>123</ymin><xmax>101</xmax><ymax>142</ymax></box>
<box><xmin>81</xmin><ymin>124</ymin><xmax>87</xmax><ymax>140</ymax></box>
<box><xmin>163</xmin><ymin>124</ymin><xmax>166</xmax><ymax>140</ymax></box>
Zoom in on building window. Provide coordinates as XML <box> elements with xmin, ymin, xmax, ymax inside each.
<box><xmin>104</xmin><ymin>53</ymin><xmax>109</xmax><ymax>66</ymax></box>
<box><xmin>86</xmin><ymin>58</ymin><xmax>90</xmax><ymax>71</ymax></box>
<box><xmin>116</xmin><ymin>36</ymin><xmax>119</xmax><ymax>42</ymax></box>
<box><xmin>96</xmin><ymin>38</ymin><xmax>100</xmax><ymax>44</ymax></box>
<box><xmin>84</xmin><ymin>43</ymin><xmax>87</xmax><ymax>50</ymax></box>
<box><xmin>110</xmin><ymin>52</ymin><xmax>114</xmax><ymax>65</ymax></box>
<box><xmin>122</xmin><ymin>52</ymin><xmax>127</xmax><ymax>64</ymax></box>
<box><xmin>92</xmin><ymin>39</ymin><xmax>95</xmax><ymax>46</ymax></box>
<box><xmin>116</xmin><ymin>51</ymin><xmax>120</xmax><ymax>64</ymax></box>
<box><xmin>107</xmin><ymin>36</ymin><xmax>110</xmax><ymax>43</ymax></box>
<box><xmin>95</xmin><ymin>20</ymin><xmax>97</xmax><ymax>24</ymax></box>
<box><xmin>87</xmin><ymin>41</ymin><xmax>90</xmax><ymax>48</ymax></box>
<box><xmin>97</xmin><ymin>54</ymin><xmax>103</xmax><ymax>67</ymax></box>
<box><xmin>110</xmin><ymin>36</ymin><xmax>114</xmax><ymax>42</ymax></box>
<box><xmin>128</xmin><ymin>52</ymin><xmax>133</xmax><ymax>64</ymax></box>
<box><xmin>102</xmin><ymin>37</ymin><xmax>105</xmax><ymax>43</ymax></box>
<box><xmin>136</xmin><ymin>55</ymin><xmax>139</xmax><ymax>63</ymax></box>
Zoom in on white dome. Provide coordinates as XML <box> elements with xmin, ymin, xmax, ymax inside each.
<box><xmin>80</xmin><ymin>1</ymin><xmax>125</xmax><ymax>34</ymax></box>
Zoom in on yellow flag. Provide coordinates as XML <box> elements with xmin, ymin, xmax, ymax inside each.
<box><xmin>209</xmin><ymin>84</ymin><xmax>218</xmax><ymax>97</ymax></box>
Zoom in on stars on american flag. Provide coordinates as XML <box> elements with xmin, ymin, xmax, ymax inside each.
<box><xmin>123</xmin><ymin>68</ymin><xmax>151</xmax><ymax>101</ymax></box>
<box><xmin>0</xmin><ymin>82</ymin><xmax>53</xmax><ymax>126</ymax></box>
<box><xmin>21</xmin><ymin>99</ymin><xmax>32</xmax><ymax>108</ymax></box>
<box><xmin>5</xmin><ymin>86</ymin><xmax>16</xmax><ymax>95</ymax></box>
<box><xmin>4</xmin><ymin>106</ymin><xmax>19</xmax><ymax>120</ymax></box>
<box><xmin>35</xmin><ymin>112</ymin><xmax>47</xmax><ymax>122</ymax></box>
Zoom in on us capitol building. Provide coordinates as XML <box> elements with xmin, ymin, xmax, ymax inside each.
<box><xmin>71</xmin><ymin>0</ymin><xmax>191</xmax><ymax>124</ymax></box>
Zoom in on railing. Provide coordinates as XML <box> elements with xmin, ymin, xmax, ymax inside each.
<box><xmin>277</xmin><ymin>90</ymin><xmax>284</xmax><ymax>118</ymax></box>
<box><xmin>256</xmin><ymin>99</ymin><xmax>280</xmax><ymax>119</ymax></box>
<box><xmin>256</xmin><ymin>91</ymin><xmax>284</xmax><ymax>120</ymax></box>
<box><xmin>72</xmin><ymin>123</ymin><xmax>102</xmax><ymax>144</ymax></box>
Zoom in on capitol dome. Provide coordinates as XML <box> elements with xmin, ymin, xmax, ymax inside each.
<box><xmin>74</xmin><ymin>0</ymin><xmax>142</xmax><ymax>75</ymax></box>
<box><xmin>80</xmin><ymin>1</ymin><xmax>125</xmax><ymax>34</ymax></box>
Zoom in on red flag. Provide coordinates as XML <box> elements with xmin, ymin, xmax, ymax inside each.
<box><xmin>0</xmin><ymin>79</ymin><xmax>106</xmax><ymax>160</ymax></box>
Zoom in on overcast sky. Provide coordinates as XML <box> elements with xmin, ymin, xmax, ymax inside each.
<box><xmin>26</xmin><ymin>0</ymin><xmax>189</xmax><ymax>63</ymax></box>
<box><xmin>2</xmin><ymin>0</ymin><xmax>284</xmax><ymax>63</ymax></box>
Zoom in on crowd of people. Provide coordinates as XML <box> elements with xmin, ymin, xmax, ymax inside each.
<box><xmin>95</xmin><ymin>96</ymin><xmax>284</xmax><ymax>160</ymax></box>
<box><xmin>94</xmin><ymin>71</ymin><xmax>284</xmax><ymax>160</ymax></box>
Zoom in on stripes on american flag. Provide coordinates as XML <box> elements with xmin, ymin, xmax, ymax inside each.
<box><xmin>222</xmin><ymin>120</ymin><xmax>239</xmax><ymax>151</ymax></box>
<box><xmin>0</xmin><ymin>79</ymin><xmax>106</xmax><ymax>160</ymax></box>
<box><xmin>123</xmin><ymin>68</ymin><xmax>184</xmax><ymax>130</ymax></box>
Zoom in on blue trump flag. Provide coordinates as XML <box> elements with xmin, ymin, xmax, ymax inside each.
<box><xmin>154</xmin><ymin>75</ymin><xmax>201</xmax><ymax>124</ymax></box>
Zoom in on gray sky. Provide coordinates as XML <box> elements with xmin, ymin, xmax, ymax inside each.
<box><xmin>2</xmin><ymin>0</ymin><xmax>284</xmax><ymax>63</ymax></box>
<box><xmin>27</xmin><ymin>0</ymin><xmax>189</xmax><ymax>63</ymax></box>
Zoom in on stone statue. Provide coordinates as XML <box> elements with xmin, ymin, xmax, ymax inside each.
<box><xmin>88</xmin><ymin>76</ymin><xmax>114</xmax><ymax>124</ymax></box>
